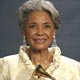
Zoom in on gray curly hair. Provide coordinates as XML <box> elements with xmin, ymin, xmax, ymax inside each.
<box><xmin>17</xmin><ymin>0</ymin><xmax>61</xmax><ymax>31</ymax></box>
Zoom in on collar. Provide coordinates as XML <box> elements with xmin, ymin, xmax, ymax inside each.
<box><xmin>19</xmin><ymin>45</ymin><xmax>61</xmax><ymax>75</ymax></box>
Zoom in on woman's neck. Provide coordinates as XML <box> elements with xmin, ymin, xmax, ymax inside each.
<box><xmin>28</xmin><ymin>48</ymin><xmax>53</xmax><ymax>69</ymax></box>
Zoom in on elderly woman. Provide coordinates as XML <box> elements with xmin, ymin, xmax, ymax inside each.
<box><xmin>0</xmin><ymin>0</ymin><xmax>80</xmax><ymax>80</ymax></box>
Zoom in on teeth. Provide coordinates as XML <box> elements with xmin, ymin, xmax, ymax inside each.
<box><xmin>35</xmin><ymin>39</ymin><xmax>46</xmax><ymax>43</ymax></box>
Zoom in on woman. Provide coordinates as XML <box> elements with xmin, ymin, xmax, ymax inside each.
<box><xmin>0</xmin><ymin>0</ymin><xmax>80</xmax><ymax>80</ymax></box>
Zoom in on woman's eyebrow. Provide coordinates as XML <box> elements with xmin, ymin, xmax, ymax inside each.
<box><xmin>28</xmin><ymin>22</ymin><xmax>36</xmax><ymax>25</ymax></box>
<box><xmin>43</xmin><ymin>22</ymin><xmax>53</xmax><ymax>25</ymax></box>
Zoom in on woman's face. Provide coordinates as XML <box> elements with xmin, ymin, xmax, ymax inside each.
<box><xmin>23</xmin><ymin>10</ymin><xmax>56</xmax><ymax>50</ymax></box>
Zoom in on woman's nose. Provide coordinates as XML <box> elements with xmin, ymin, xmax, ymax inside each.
<box><xmin>36</xmin><ymin>26</ymin><xmax>44</xmax><ymax>36</ymax></box>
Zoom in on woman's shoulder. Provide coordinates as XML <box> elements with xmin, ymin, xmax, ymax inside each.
<box><xmin>60</xmin><ymin>56</ymin><xmax>80</xmax><ymax>74</ymax></box>
<box><xmin>1</xmin><ymin>54</ymin><xmax>19</xmax><ymax>60</ymax></box>
<box><xmin>61</xmin><ymin>55</ymin><xmax>80</xmax><ymax>65</ymax></box>
<box><xmin>0</xmin><ymin>54</ymin><xmax>19</xmax><ymax>66</ymax></box>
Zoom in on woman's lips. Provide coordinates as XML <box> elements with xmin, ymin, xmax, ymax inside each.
<box><xmin>34</xmin><ymin>39</ymin><xmax>47</xmax><ymax>43</ymax></box>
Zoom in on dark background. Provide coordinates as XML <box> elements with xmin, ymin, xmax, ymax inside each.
<box><xmin>0</xmin><ymin>0</ymin><xmax>80</xmax><ymax>61</ymax></box>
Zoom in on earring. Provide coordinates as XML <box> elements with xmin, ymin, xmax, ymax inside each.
<box><xmin>23</xmin><ymin>36</ymin><xmax>27</xmax><ymax>46</ymax></box>
<box><xmin>51</xmin><ymin>36</ymin><xmax>57</xmax><ymax>47</ymax></box>
<box><xmin>22</xmin><ymin>36</ymin><xmax>27</xmax><ymax>52</ymax></box>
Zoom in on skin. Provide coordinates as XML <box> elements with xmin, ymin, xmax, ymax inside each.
<box><xmin>23</xmin><ymin>10</ymin><xmax>56</xmax><ymax>69</ymax></box>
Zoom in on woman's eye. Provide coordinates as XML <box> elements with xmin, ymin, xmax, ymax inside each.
<box><xmin>44</xmin><ymin>24</ymin><xmax>51</xmax><ymax>29</ymax></box>
<box><xmin>28</xmin><ymin>24</ymin><xmax>36</xmax><ymax>29</ymax></box>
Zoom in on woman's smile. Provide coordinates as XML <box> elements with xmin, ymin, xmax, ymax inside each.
<box><xmin>33</xmin><ymin>38</ymin><xmax>47</xmax><ymax>43</ymax></box>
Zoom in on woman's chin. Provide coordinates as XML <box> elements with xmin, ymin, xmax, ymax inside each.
<box><xmin>30</xmin><ymin>45</ymin><xmax>48</xmax><ymax>51</ymax></box>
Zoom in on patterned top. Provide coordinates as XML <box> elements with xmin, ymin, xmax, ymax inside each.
<box><xmin>0</xmin><ymin>45</ymin><xmax>80</xmax><ymax>80</ymax></box>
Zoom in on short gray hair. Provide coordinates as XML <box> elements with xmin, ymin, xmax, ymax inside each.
<box><xmin>17</xmin><ymin>0</ymin><xmax>61</xmax><ymax>31</ymax></box>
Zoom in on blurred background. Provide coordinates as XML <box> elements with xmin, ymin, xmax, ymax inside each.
<box><xmin>0</xmin><ymin>0</ymin><xmax>80</xmax><ymax>61</ymax></box>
